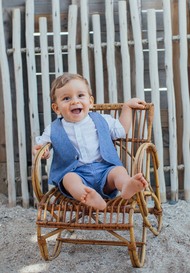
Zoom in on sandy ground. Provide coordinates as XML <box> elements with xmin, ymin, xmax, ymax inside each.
<box><xmin>0</xmin><ymin>193</ymin><xmax>190</xmax><ymax>273</ymax></box>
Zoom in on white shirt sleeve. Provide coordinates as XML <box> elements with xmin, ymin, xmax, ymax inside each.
<box><xmin>101</xmin><ymin>114</ymin><xmax>126</xmax><ymax>139</ymax></box>
<box><xmin>35</xmin><ymin>124</ymin><xmax>51</xmax><ymax>145</ymax></box>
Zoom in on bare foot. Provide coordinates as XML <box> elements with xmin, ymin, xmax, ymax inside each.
<box><xmin>121</xmin><ymin>173</ymin><xmax>148</xmax><ymax>200</ymax></box>
<box><xmin>80</xmin><ymin>187</ymin><xmax>107</xmax><ymax>210</ymax></box>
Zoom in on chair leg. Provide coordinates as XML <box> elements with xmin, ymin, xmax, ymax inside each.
<box><xmin>37</xmin><ymin>226</ymin><xmax>63</xmax><ymax>261</ymax></box>
<box><xmin>128</xmin><ymin>227</ymin><xmax>147</xmax><ymax>267</ymax></box>
<box><xmin>127</xmin><ymin>201</ymin><xmax>147</xmax><ymax>268</ymax></box>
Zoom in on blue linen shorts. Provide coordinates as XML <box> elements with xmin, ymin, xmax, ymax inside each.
<box><xmin>58</xmin><ymin>161</ymin><xmax>118</xmax><ymax>199</ymax></box>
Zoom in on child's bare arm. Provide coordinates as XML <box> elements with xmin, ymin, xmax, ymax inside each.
<box><xmin>32</xmin><ymin>144</ymin><xmax>51</xmax><ymax>159</ymax></box>
<box><xmin>119</xmin><ymin>98</ymin><xmax>146</xmax><ymax>133</ymax></box>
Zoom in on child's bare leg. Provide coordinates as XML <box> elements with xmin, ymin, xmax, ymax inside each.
<box><xmin>63</xmin><ymin>173</ymin><xmax>106</xmax><ymax>210</ymax></box>
<box><xmin>105</xmin><ymin>166</ymin><xmax>148</xmax><ymax>200</ymax></box>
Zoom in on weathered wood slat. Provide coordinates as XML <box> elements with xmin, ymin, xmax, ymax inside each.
<box><xmin>0</xmin><ymin>0</ymin><xmax>16</xmax><ymax>207</ymax></box>
<box><xmin>39</xmin><ymin>17</ymin><xmax>51</xmax><ymax>127</ymax></box>
<box><xmin>25</xmin><ymin>0</ymin><xmax>40</xmax><ymax>148</ymax></box>
<box><xmin>105</xmin><ymin>0</ymin><xmax>117</xmax><ymax>102</ymax></box>
<box><xmin>163</xmin><ymin>0</ymin><xmax>178</xmax><ymax>201</ymax></box>
<box><xmin>147</xmin><ymin>9</ymin><xmax>166</xmax><ymax>202</ymax></box>
<box><xmin>178</xmin><ymin>0</ymin><xmax>190</xmax><ymax>201</ymax></box>
<box><xmin>67</xmin><ymin>4</ymin><xmax>78</xmax><ymax>73</ymax></box>
<box><xmin>118</xmin><ymin>1</ymin><xmax>131</xmax><ymax>101</ymax></box>
<box><xmin>80</xmin><ymin>0</ymin><xmax>90</xmax><ymax>83</ymax></box>
<box><xmin>52</xmin><ymin>0</ymin><xmax>63</xmax><ymax>76</ymax></box>
<box><xmin>39</xmin><ymin>16</ymin><xmax>52</xmax><ymax>184</ymax></box>
<box><xmin>129</xmin><ymin>0</ymin><xmax>148</xmax><ymax>147</ymax></box>
<box><xmin>171</xmin><ymin>0</ymin><xmax>184</xmax><ymax>192</ymax></box>
<box><xmin>13</xmin><ymin>8</ymin><xmax>29</xmax><ymax>208</ymax></box>
<box><xmin>118</xmin><ymin>1</ymin><xmax>132</xmax><ymax>172</ymax></box>
<box><xmin>92</xmin><ymin>14</ymin><xmax>104</xmax><ymax>103</ymax></box>
<box><xmin>129</xmin><ymin>0</ymin><xmax>145</xmax><ymax>101</ymax></box>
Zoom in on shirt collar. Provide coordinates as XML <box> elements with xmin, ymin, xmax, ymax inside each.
<box><xmin>62</xmin><ymin>114</ymin><xmax>91</xmax><ymax>127</ymax></box>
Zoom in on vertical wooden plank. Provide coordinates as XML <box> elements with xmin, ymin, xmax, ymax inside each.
<box><xmin>147</xmin><ymin>9</ymin><xmax>166</xmax><ymax>202</ymax></box>
<box><xmin>39</xmin><ymin>17</ymin><xmax>51</xmax><ymax>127</ymax></box>
<box><xmin>105</xmin><ymin>0</ymin><xmax>117</xmax><ymax>102</ymax></box>
<box><xmin>163</xmin><ymin>0</ymin><xmax>179</xmax><ymax>201</ymax></box>
<box><xmin>178</xmin><ymin>0</ymin><xmax>190</xmax><ymax>201</ymax></box>
<box><xmin>52</xmin><ymin>0</ymin><xmax>63</xmax><ymax>76</ymax></box>
<box><xmin>187</xmin><ymin>0</ymin><xmax>190</xmax><ymax>85</ymax></box>
<box><xmin>13</xmin><ymin>8</ymin><xmax>29</xmax><ymax>208</ymax></box>
<box><xmin>0</xmin><ymin>0</ymin><xmax>16</xmax><ymax>207</ymax></box>
<box><xmin>118</xmin><ymin>1</ymin><xmax>132</xmax><ymax>172</ymax></box>
<box><xmin>129</xmin><ymin>0</ymin><xmax>145</xmax><ymax>101</ymax></box>
<box><xmin>92</xmin><ymin>14</ymin><xmax>104</xmax><ymax>103</ymax></box>
<box><xmin>80</xmin><ymin>0</ymin><xmax>90</xmax><ymax>83</ymax></box>
<box><xmin>118</xmin><ymin>1</ymin><xmax>131</xmax><ymax>101</ymax></box>
<box><xmin>39</xmin><ymin>17</ymin><xmax>52</xmax><ymax>186</ymax></box>
<box><xmin>25</xmin><ymin>0</ymin><xmax>40</xmax><ymax>148</ymax></box>
<box><xmin>171</xmin><ymin>0</ymin><xmax>183</xmax><ymax>189</ymax></box>
<box><xmin>129</xmin><ymin>0</ymin><xmax>147</xmax><ymax>143</ymax></box>
<box><xmin>68</xmin><ymin>4</ymin><xmax>78</xmax><ymax>73</ymax></box>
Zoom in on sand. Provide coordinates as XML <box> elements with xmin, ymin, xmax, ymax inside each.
<box><xmin>0</xmin><ymin>193</ymin><xmax>190</xmax><ymax>273</ymax></box>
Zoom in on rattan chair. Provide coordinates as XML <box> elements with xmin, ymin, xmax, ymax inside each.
<box><xmin>32</xmin><ymin>102</ymin><xmax>162</xmax><ymax>268</ymax></box>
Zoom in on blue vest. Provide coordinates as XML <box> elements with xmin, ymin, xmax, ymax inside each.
<box><xmin>48</xmin><ymin>112</ymin><xmax>123</xmax><ymax>185</ymax></box>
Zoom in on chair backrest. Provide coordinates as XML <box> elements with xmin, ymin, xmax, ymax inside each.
<box><xmin>90</xmin><ymin>103</ymin><xmax>154</xmax><ymax>175</ymax></box>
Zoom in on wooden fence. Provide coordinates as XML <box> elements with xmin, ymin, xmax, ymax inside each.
<box><xmin>0</xmin><ymin>0</ymin><xmax>190</xmax><ymax>207</ymax></box>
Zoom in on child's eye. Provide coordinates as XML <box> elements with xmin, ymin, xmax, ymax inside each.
<box><xmin>78</xmin><ymin>93</ymin><xmax>85</xmax><ymax>98</ymax></box>
<box><xmin>63</xmin><ymin>97</ymin><xmax>70</xmax><ymax>101</ymax></box>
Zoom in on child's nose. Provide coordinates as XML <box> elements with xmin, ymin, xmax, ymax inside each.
<box><xmin>71</xmin><ymin>97</ymin><xmax>79</xmax><ymax>104</ymax></box>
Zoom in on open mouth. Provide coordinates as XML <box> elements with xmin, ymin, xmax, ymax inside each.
<box><xmin>71</xmin><ymin>108</ymin><xmax>82</xmax><ymax>114</ymax></box>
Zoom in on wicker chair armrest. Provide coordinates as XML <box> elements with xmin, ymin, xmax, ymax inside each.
<box><xmin>32</xmin><ymin>143</ymin><xmax>51</xmax><ymax>202</ymax></box>
<box><xmin>132</xmin><ymin>142</ymin><xmax>160</xmax><ymax>216</ymax></box>
<box><xmin>132</xmin><ymin>142</ymin><xmax>159</xmax><ymax>175</ymax></box>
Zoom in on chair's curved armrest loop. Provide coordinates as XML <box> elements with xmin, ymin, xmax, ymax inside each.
<box><xmin>132</xmin><ymin>142</ymin><xmax>160</xmax><ymax>216</ymax></box>
<box><xmin>32</xmin><ymin>143</ymin><xmax>51</xmax><ymax>202</ymax></box>
<box><xmin>132</xmin><ymin>142</ymin><xmax>159</xmax><ymax>176</ymax></box>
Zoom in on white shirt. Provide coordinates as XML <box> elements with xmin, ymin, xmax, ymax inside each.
<box><xmin>36</xmin><ymin>114</ymin><xmax>126</xmax><ymax>165</ymax></box>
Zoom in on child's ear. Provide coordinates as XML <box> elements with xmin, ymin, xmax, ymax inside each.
<box><xmin>52</xmin><ymin>103</ymin><xmax>60</xmax><ymax>115</ymax></box>
<box><xmin>90</xmin><ymin>96</ymin><xmax>94</xmax><ymax>107</ymax></box>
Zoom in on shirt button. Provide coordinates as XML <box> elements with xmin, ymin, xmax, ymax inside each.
<box><xmin>75</xmin><ymin>155</ymin><xmax>79</xmax><ymax>160</ymax></box>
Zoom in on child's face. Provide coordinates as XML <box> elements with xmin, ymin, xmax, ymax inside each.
<box><xmin>52</xmin><ymin>79</ymin><xmax>94</xmax><ymax>123</ymax></box>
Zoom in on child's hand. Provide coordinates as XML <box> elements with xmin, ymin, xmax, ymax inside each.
<box><xmin>125</xmin><ymin>98</ymin><xmax>146</xmax><ymax>109</ymax></box>
<box><xmin>120</xmin><ymin>98</ymin><xmax>147</xmax><ymax>133</ymax></box>
<box><xmin>32</xmin><ymin>144</ymin><xmax>50</xmax><ymax>159</ymax></box>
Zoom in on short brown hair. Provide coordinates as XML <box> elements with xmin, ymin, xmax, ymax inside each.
<box><xmin>50</xmin><ymin>73</ymin><xmax>92</xmax><ymax>102</ymax></box>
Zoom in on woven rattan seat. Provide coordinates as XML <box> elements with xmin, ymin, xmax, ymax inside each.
<box><xmin>32</xmin><ymin>102</ymin><xmax>162</xmax><ymax>267</ymax></box>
